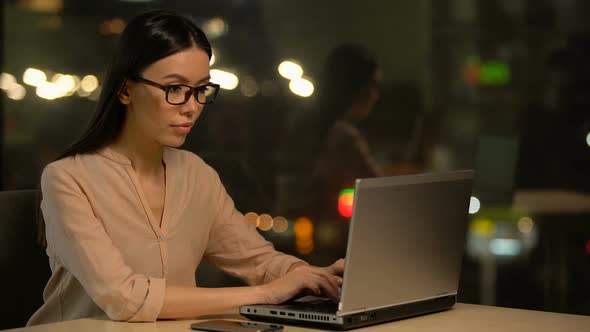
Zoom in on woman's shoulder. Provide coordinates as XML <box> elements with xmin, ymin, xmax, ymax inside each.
<box><xmin>166</xmin><ymin>148</ymin><xmax>226</xmax><ymax>192</ymax></box>
<box><xmin>40</xmin><ymin>153</ymin><xmax>100</xmax><ymax>187</ymax></box>
<box><xmin>332</xmin><ymin>120</ymin><xmax>361</xmax><ymax>135</ymax></box>
<box><xmin>165</xmin><ymin>147</ymin><xmax>203</xmax><ymax>165</ymax></box>
<box><xmin>325</xmin><ymin>120</ymin><xmax>364</xmax><ymax>145</ymax></box>
<box><xmin>164</xmin><ymin>147</ymin><xmax>217</xmax><ymax>176</ymax></box>
<box><xmin>42</xmin><ymin>153</ymin><xmax>92</xmax><ymax>176</ymax></box>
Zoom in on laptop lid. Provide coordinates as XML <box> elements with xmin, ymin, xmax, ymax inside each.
<box><xmin>338</xmin><ymin>170</ymin><xmax>474</xmax><ymax>315</ymax></box>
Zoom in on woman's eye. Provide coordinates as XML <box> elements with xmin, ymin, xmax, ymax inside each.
<box><xmin>168</xmin><ymin>85</ymin><xmax>183</xmax><ymax>93</ymax></box>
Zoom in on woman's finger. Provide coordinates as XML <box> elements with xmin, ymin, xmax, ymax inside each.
<box><xmin>309</xmin><ymin>272</ymin><xmax>340</xmax><ymax>300</ymax></box>
<box><xmin>316</xmin><ymin>269</ymin><xmax>341</xmax><ymax>294</ymax></box>
<box><xmin>328</xmin><ymin>258</ymin><xmax>345</xmax><ymax>276</ymax></box>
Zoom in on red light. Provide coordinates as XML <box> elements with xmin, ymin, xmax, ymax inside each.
<box><xmin>462</xmin><ymin>64</ymin><xmax>480</xmax><ymax>86</ymax></box>
<box><xmin>585</xmin><ymin>240</ymin><xmax>590</xmax><ymax>256</ymax></box>
<box><xmin>338</xmin><ymin>189</ymin><xmax>354</xmax><ymax>218</ymax></box>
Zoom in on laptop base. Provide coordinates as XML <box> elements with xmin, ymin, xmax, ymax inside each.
<box><xmin>241</xmin><ymin>295</ymin><xmax>456</xmax><ymax>330</ymax></box>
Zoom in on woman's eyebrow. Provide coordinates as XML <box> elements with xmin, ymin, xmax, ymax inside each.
<box><xmin>196</xmin><ymin>75</ymin><xmax>211</xmax><ymax>84</ymax></box>
<box><xmin>162</xmin><ymin>73</ymin><xmax>189</xmax><ymax>82</ymax></box>
<box><xmin>162</xmin><ymin>73</ymin><xmax>210</xmax><ymax>85</ymax></box>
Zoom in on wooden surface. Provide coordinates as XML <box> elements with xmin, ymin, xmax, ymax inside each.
<box><xmin>8</xmin><ymin>303</ymin><xmax>590</xmax><ymax>332</ymax></box>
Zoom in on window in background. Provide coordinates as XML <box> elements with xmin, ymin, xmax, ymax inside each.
<box><xmin>2</xmin><ymin>0</ymin><xmax>590</xmax><ymax>316</ymax></box>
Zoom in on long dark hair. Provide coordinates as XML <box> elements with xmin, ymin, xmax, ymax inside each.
<box><xmin>57</xmin><ymin>10</ymin><xmax>212</xmax><ymax>160</ymax></box>
<box><xmin>38</xmin><ymin>10</ymin><xmax>212</xmax><ymax>246</ymax></box>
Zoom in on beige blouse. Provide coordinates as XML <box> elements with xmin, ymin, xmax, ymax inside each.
<box><xmin>27</xmin><ymin>147</ymin><xmax>305</xmax><ymax>325</ymax></box>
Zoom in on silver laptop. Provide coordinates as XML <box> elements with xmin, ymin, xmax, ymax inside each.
<box><xmin>241</xmin><ymin>170</ymin><xmax>475</xmax><ymax>330</ymax></box>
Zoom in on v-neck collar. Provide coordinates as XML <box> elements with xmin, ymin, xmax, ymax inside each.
<box><xmin>98</xmin><ymin>145</ymin><xmax>170</xmax><ymax>167</ymax></box>
<box><xmin>99</xmin><ymin>145</ymin><xmax>172</xmax><ymax>234</ymax></box>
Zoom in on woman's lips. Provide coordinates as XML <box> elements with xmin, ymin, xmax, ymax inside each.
<box><xmin>171</xmin><ymin>123</ymin><xmax>192</xmax><ymax>134</ymax></box>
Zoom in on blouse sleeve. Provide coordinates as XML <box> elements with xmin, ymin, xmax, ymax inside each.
<box><xmin>41</xmin><ymin>164</ymin><xmax>165</xmax><ymax>322</ymax></box>
<box><xmin>203</xmin><ymin>167</ymin><xmax>307</xmax><ymax>285</ymax></box>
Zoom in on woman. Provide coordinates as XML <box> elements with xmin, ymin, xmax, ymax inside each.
<box><xmin>28</xmin><ymin>10</ymin><xmax>343</xmax><ymax>325</ymax></box>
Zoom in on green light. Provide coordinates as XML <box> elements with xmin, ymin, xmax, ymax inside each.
<box><xmin>338</xmin><ymin>189</ymin><xmax>355</xmax><ymax>219</ymax></box>
<box><xmin>480</xmin><ymin>61</ymin><xmax>510</xmax><ymax>85</ymax></box>
<box><xmin>339</xmin><ymin>189</ymin><xmax>355</xmax><ymax>197</ymax></box>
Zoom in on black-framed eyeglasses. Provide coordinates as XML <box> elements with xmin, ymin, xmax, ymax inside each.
<box><xmin>129</xmin><ymin>76</ymin><xmax>220</xmax><ymax>105</ymax></box>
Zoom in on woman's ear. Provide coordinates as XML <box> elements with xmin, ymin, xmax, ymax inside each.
<box><xmin>118</xmin><ymin>79</ymin><xmax>132</xmax><ymax>105</ymax></box>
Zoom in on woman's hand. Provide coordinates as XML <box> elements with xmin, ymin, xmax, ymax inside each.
<box><xmin>259</xmin><ymin>258</ymin><xmax>345</xmax><ymax>305</ymax></box>
<box><xmin>325</xmin><ymin>258</ymin><xmax>345</xmax><ymax>276</ymax></box>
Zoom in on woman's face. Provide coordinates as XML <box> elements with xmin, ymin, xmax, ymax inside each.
<box><xmin>350</xmin><ymin>69</ymin><xmax>381</xmax><ymax>120</ymax></box>
<box><xmin>121</xmin><ymin>46</ymin><xmax>211</xmax><ymax>148</ymax></box>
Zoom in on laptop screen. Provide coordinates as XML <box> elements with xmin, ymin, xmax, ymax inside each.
<box><xmin>339</xmin><ymin>171</ymin><xmax>474</xmax><ymax>314</ymax></box>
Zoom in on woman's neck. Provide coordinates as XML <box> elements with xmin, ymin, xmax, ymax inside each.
<box><xmin>111</xmin><ymin>121</ymin><xmax>164</xmax><ymax>177</ymax></box>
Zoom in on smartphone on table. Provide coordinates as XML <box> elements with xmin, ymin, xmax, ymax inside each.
<box><xmin>191</xmin><ymin>319</ymin><xmax>284</xmax><ymax>332</ymax></box>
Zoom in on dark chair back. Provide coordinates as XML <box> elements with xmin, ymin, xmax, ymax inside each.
<box><xmin>0</xmin><ymin>190</ymin><xmax>50</xmax><ymax>329</ymax></box>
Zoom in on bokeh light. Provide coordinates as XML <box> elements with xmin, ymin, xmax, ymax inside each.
<box><xmin>23</xmin><ymin>68</ymin><xmax>47</xmax><ymax>87</ymax></box>
<box><xmin>289</xmin><ymin>77</ymin><xmax>314</xmax><ymax>97</ymax></box>
<box><xmin>36</xmin><ymin>82</ymin><xmax>62</xmax><ymax>100</ymax></box>
<box><xmin>80</xmin><ymin>75</ymin><xmax>99</xmax><ymax>92</ymax></box>
<box><xmin>272</xmin><ymin>216</ymin><xmax>289</xmax><ymax>233</ymax></box>
<box><xmin>244</xmin><ymin>212</ymin><xmax>259</xmax><ymax>227</ymax></box>
<box><xmin>203</xmin><ymin>17</ymin><xmax>228</xmax><ymax>39</ymax></box>
<box><xmin>258</xmin><ymin>214</ymin><xmax>273</xmax><ymax>231</ymax></box>
<box><xmin>0</xmin><ymin>73</ymin><xmax>16</xmax><ymax>90</ymax></box>
<box><xmin>294</xmin><ymin>217</ymin><xmax>314</xmax><ymax>255</ymax></box>
<box><xmin>240</xmin><ymin>78</ymin><xmax>259</xmax><ymax>97</ymax></box>
<box><xmin>6</xmin><ymin>84</ymin><xmax>26</xmax><ymax>100</ymax></box>
<box><xmin>517</xmin><ymin>217</ymin><xmax>534</xmax><ymax>234</ymax></box>
<box><xmin>278</xmin><ymin>61</ymin><xmax>303</xmax><ymax>80</ymax></box>
<box><xmin>338</xmin><ymin>189</ymin><xmax>355</xmax><ymax>218</ymax></box>
<box><xmin>469</xmin><ymin>196</ymin><xmax>481</xmax><ymax>214</ymax></box>
<box><xmin>470</xmin><ymin>217</ymin><xmax>496</xmax><ymax>237</ymax></box>
<box><xmin>489</xmin><ymin>238</ymin><xmax>522</xmax><ymax>256</ymax></box>
<box><xmin>210</xmin><ymin>69</ymin><xmax>238</xmax><ymax>90</ymax></box>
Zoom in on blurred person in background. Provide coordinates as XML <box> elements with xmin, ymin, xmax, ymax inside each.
<box><xmin>278</xmin><ymin>44</ymin><xmax>383</xmax><ymax>222</ymax></box>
